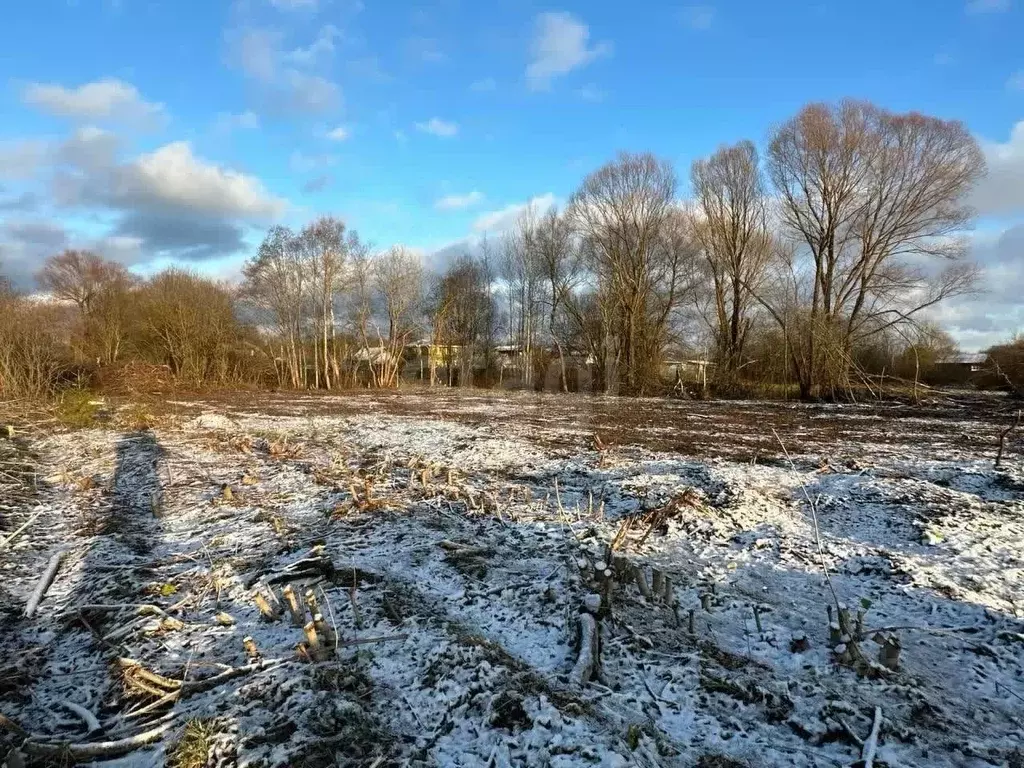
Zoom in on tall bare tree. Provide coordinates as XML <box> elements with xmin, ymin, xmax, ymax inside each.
<box><xmin>568</xmin><ymin>152</ymin><xmax>695</xmax><ymax>394</ymax></box>
<box><xmin>243</xmin><ymin>226</ymin><xmax>308</xmax><ymax>387</ymax></box>
<box><xmin>690</xmin><ymin>141</ymin><xmax>772</xmax><ymax>378</ymax></box>
<box><xmin>373</xmin><ymin>246</ymin><xmax>424</xmax><ymax>387</ymax></box>
<box><xmin>763</xmin><ymin>100</ymin><xmax>984</xmax><ymax>398</ymax></box>
<box><xmin>534</xmin><ymin>208</ymin><xmax>579</xmax><ymax>391</ymax></box>
<box><xmin>500</xmin><ymin>210</ymin><xmax>545</xmax><ymax>386</ymax></box>
<box><xmin>297</xmin><ymin>216</ymin><xmax>349</xmax><ymax>389</ymax></box>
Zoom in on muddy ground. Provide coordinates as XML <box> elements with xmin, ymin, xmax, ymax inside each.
<box><xmin>1</xmin><ymin>389</ymin><xmax>1022</xmax><ymax>767</ymax></box>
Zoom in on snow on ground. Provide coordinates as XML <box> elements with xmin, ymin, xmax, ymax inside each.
<box><xmin>1</xmin><ymin>390</ymin><xmax>1022</xmax><ymax>767</ymax></box>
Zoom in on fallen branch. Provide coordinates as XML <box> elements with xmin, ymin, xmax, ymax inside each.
<box><xmin>0</xmin><ymin>508</ymin><xmax>45</xmax><ymax>551</ymax></box>
<box><xmin>570</xmin><ymin>612</ymin><xmax>599</xmax><ymax>685</ymax></box>
<box><xmin>861</xmin><ymin>707</ymin><xmax>883</xmax><ymax>768</ymax></box>
<box><xmin>25</xmin><ymin>550</ymin><xmax>65</xmax><ymax>618</ymax></box>
<box><xmin>60</xmin><ymin>701</ymin><xmax>103</xmax><ymax>737</ymax></box>
<box><xmin>22</xmin><ymin>718</ymin><xmax>175</xmax><ymax>760</ymax></box>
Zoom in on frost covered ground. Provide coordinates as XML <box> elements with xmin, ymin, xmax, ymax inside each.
<box><xmin>1</xmin><ymin>390</ymin><xmax>1022</xmax><ymax>767</ymax></box>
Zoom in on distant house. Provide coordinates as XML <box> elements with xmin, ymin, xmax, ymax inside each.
<box><xmin>932</xmin><ymin>352</ymin><xmax>987</xmax><ymax>385</ymax></box>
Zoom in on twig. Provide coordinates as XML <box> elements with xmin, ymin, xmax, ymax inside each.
<box><xmin>25</xmin><ymin>550</ymin><xmax>65</xmax><ymax>618</ymax></box>
<box><xmin>861</xmin><ymin>707</ymin><xmax>883</xmax><ymax>768</ymax></box>
<box><xmin>995</xmin><ymin>410</ymin><xmax>1021</xmax><ymax>469</ymax></box>
<box><xmin>0</xmin><ymin>508</ymin><xmax>45</xmax><ymax>551</ymax></box>
<box><xmin>772</xmin><ymin>429</ymin><xmax>840</xmax><ymax>611</ymax></box>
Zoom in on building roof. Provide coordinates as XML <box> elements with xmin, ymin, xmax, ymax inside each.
<box><xmin>948</xmin><ymin>353</ymin><xmax>987</xmax><ymax>365</ymax></box>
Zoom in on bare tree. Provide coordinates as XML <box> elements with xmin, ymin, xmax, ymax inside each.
<box><xmin>534</xmin><ymin>208</ymin><xmax>580</xmax><ymax>391</ymax></box>
<box><xmin>36</xmin><ymin>250</ymin><xmax>137</xmax><ymax>365</ymax></box>
<box><xmin>763</xmin><ymin>100</ymin><xmax>984</xmax><ymax>398</ymax></box>
<box><xmin>430</xmin><ymin>256</ymin><xmax>496</xmax><ymax>388</ymax></box>
<box><xmin>690</xmin><ymin>141</ymin><xmax>772</xmax><ymax>379</ymax></box>
<box><xmin>243</xmin><ymin>227</ymin><xmax>308</xmax><ymax>387</ymax></box>
<box><xmin>500</xmin><ymin>210</ymin><xmax>545</xmax><ymax>387</ymax></box>
<box><xmin>373</xmin><ymin>246</ymin><xmax>424</xmax><ymax>387</ymax></box>
<box><xmin>37</xmin><ymin>250</ymin><xmax>131</xmax><ymax>315</ymax></box>
<box><xmin>297</xmin><ymin>217</ymin><xmax>349</xmax><ymax>389</ymax></box>
<box><xmin>136</xmin><ymin>269</ymin><xmax>242</xmax><ymax>386</ymax></box>
<box><xmin>568</xmin><ymin>152</ymin><xmax>694</xmax><ymax>394</ymax></box>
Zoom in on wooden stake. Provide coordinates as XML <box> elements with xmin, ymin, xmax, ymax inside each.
<box><xmin>282</xmin><ymin>585</ymin><xmax>304</xmax><ymax>626</ymax></box>
<box><xmin>303</xmin><ymin>621</ymin><xmax>323</xmax><ymax>661</ymax></box>
<box><xmin>304</xmin><ymin>588</ymin><xmax>320</xmax><ymax>617</ymax></box>
<box><xmin>633</xmin><ymin>564</ymin><xmax>654</xmax><ymax>601</ymax></box>
<box><xmin>879</xmin><ymin>635</ymin><xmax>901</xmax><ymax>671</ymax></box>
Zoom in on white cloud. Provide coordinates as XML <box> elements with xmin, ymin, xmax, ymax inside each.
<box><xmin>415</xmin><ymin>117</ymin><xmax>458</xmax><ymax>138</ymax></box>
<box><xmin>286</xmin><ymin>25</ymin><xmax>340</xmax><ymax>67</ymax></box>
<box><xmin>326</xmin><ymin>125</ymin><xmax>351</xmax><ymax>141</ymax></box>
<box><xmin>228</xmin><ymin>27</ymin><xmax>341</xmax><ymax>114</ymax></box>
<box><xmin>929</xmin><ymin>225</ymin><xmax>1024</xmax><ymax>350</ymax></box>
<box><xmin>394</xmin><ymin>130</ymin><xmax>408</xmax><ymax>144</ymax></box>
<box><xmin>21</xmin><ymin>78</ymin><xmax>165</xmax><ymax>126</ymax></box>
<box><xmin>971</xmin><ymin>121</ymin><xmax>1024</xmax><ymax>216</ymax></box>
<box><xmin>470</xmin><ymin>77</ymin><xmax>497</xmax><ymax>92</ymax></box>
<box><xmin>526</xmin><ymin>12</ymin><xmax>612</xmax><ymax>91</ymax></box>
<box><xmin>435</xmin><ymin>190</ymin><xmax>484</xmax><ymax>211</ymax></box>
<box><xmin>679</xmin><ymin>4</ymin><xmax>715</xmax><ymax>30</ymax></box>
<box><xmin>280</xmin><ymin>71</ymin><xmax>341</xmax><ymax>112</ymax></box>
<box><xmin>472</xmin><ymin>193</ymin><xmax>558</xmax><ymax>233</ymax></box>
<box><xmin>213</xmin><ymin>111</ymin><xmax>260</xmax><ymax>133</ymax></box>
<box><xmin>0</xmin><ymin>139</ymin><xmax>50</xmax><ymax>180</ymax></box>
<box><xmin>115</xmin><ymin>142</ymin><xmax>285</xmax><ymax>219</ymax></box>
<box><xmin>233</xmin><ymin>28</ymin><xmax>280</xmax><ymax>82</ymax></box>
<box><xmin>1</xmin><ymin>128</ymin><xmax>290</xmax><ymax>283</ymax></box>
<box><xmin>56</xmin><ymin>125</ymin><xmax>121</xmax><ymax>170</ymax></box>
<box><xmin>965</xmin><ymin>0</ymin><xmax>1010</xmax><ymax>12</ymax></box>
<box><xmin>1008</xmin><ymin>71</ymin><xmax>1024</xmax><ymax>91</ymax></box>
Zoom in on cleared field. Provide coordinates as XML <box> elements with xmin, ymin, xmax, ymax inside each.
<box><xmin>1</xmin><ymin>390</ymin><xmax>1022</xmax><ymax>767</ymax></box>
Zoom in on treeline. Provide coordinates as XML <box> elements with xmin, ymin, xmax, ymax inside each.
<box><xmin>1</xmin><ymin>98</ymin><xmax>1015</xmax><ymax>401</ymax></box>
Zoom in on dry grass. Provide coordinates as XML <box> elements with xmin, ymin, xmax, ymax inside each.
<box><xmin>166</xmin><ymin>719</ymin><xmax>215</xmax><ymax>768</ymax></box>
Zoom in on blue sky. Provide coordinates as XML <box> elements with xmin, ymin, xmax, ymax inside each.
<box><xmin>1</xmin><ymin>0</ymin><xmax>1022</xmax><ymax>349</ymax></box>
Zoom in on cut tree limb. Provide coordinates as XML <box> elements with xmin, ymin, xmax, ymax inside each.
<box><xmin>60</xmin><ymin>701</ymin><xmax>103</xmax><ymax>737</ymax></box>
<box><xmin>22</xmin><ymin>718</ymin><xmax>174</xmax><ymax>760</ymax></box>
<box><xmin>570</xmin><ymin>612</ymin><xmax>600</xmax><ymax>685</ymax></box>
<box><xmin>861</xmin><ymin>707</ymin><xmax>883</xmax><ymax>768</ymax></box>
<box><xmin>25</xmin><ymin>550</ymin><xmax>65</xmax><ymax>618</ymax></box>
